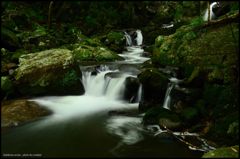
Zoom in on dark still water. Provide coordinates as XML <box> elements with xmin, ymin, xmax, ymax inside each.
<box><xmin>1</xmin><ymin>95</ymin><xmax>203</xmax><ymax>158</ymax></box>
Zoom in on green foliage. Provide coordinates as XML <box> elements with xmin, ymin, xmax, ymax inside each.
<box><xmin>180</xmin><ymin>107</ymin><xmax>199</xmax><ymax>122</ymax></box>
<box><xmin>189</xmin><ymin>17</ymin><xmax>204</xmax><ymax>28</ymax></box>
<box><xmin>1</xmin><ymin>76</ymin><xmax>13</xmax><ymax>93</ymax></box>
<box><xmin>227</xmin><ymin>121</ymin><xmax>239</xmax><ymax>138</ymax></box>
<box><xmin>174</xmin><ymin>4</ymin><xmax>184</xmax><ymax>20</ymax></box>
<box><xmin>60</xmin><ymin>70</ymin><xmax>79</xmax><ymax>87</ymax></box>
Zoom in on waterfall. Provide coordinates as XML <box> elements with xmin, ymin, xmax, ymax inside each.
<box><xmin>81</xmin><ymin>66</ymin><xmax>128</xmax><ymax>100</ymax></box>
<box><xmin>135</xmin><ymin>84</ymin><xmax>142</xmax><ymax>103</ymax></box>
<box><xmin>135</xmin><ymin>29</ymin><xmax>143</xmax><ymax>46</ymax></box>
<box><xmin>120</xmin><ymin>29</ymin><xmax>149</xmax><ymax>64</ymax></box>
<box><xmin>203</xmin><ymin>2</ymin><xmax>218</xmax><ymax>21</ymax></box>
<box><xmin>124</xmin><ymin>31</ymin><xmax>133</xmax><ymax>46</ymax></box>
<box><xmin>162</xmin><ymin>77</ymin><xmax>184</xmax><ymax>110</ymax></box>
<box><xmin>163</xmin><ymin>83</ymin><xmax>174</xmax><ymax>110</ymax></box>
<box><xmin>124</xmin><ymin>29</ymin><xmax>143</xmax><ymax>47</ymax></box>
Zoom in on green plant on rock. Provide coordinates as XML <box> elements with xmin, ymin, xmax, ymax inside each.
<box><xmin>60</xmin><ymin>69</ymin><xmax>80</xmax><ymax>87</ymax></box>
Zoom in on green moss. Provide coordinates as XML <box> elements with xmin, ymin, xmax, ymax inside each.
<box><xmin>73</xmin><ymin>45</ymin><xmax>122</xmax><ymax>62</ymax></box>
<box><xmin>186</xmin><ymin>66</ymin><xmax>200</xmax><ymax>83</ymax></box>
<box><xmin>1</xmin><ymin>76</ymin><xmax>13</xmax><ymax>93</ymax></box>
<box><xmin>57</xmin><ymin>69</ymin><xmax>80</xmax><ymax>87</ymax></box>
<box><xmin>138</xmin><ymin>68</ymin><xmax>169</xmax><ymax>89</ymax></box>
<box><xmin>202</xmin><ymin>145</ymin><xmax>239</xmax><ymax>158</ymax></box>
<box><xmin>180</xmin><ymin>107</ymin><xmax>199</xmax><ymax>122</ymax></box>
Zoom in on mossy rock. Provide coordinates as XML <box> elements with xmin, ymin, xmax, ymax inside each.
<box><xmin>152</xmin><ymin>16</ymin><xmax>238</xmax><ymax>77</ymax></box>
<box><xmin>143</xmin><ymin>107</ymin><xmax>182</xmax><ymax>130</ymax></box>
<box><xmin>72</xmin><ymin>45</ymin><xmax>123</xmax><ymax>62</ymax></box>
<box><xmin>99</xmin><ymin>31</ymin><xmax>125</xmax><ymax>52</ymax></box>
<box><xmin>202</xmin><ymin>145</ymin><xmax>239</xmax><ymax>158</ymax></box>
<box><xmin>1</xmin><ymin>99</ymin><xmax>52</xmax><ymax>128</ymax></box>
<box><xmin>14</xmin><ymin>48</ymin><xmax>84</xmax><ymax>96</ymax></box>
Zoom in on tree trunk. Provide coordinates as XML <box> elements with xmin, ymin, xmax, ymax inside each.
<box><xmin>48</xmin><ymin>1</ymin><xmax>54</xmax><ymax>30</ymax></box>
<box><xmin>207</xmin><ymin>1</ymin><xmax>210</xmax><ymax>22</ymax></box>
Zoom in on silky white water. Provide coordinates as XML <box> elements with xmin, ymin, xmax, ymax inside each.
<box><xmin>203</xmin><ymin>2</ymin><xmax>218</xmax><ymax>21</ymax></box>
<box><xmin>135</xmin><ymin>29</ymin><xmax>143</xmax><ymax>46</ymax></box>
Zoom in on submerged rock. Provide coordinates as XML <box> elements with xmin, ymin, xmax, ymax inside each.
<box><xmin>1</xmin><ymin>99</ymin><xmax>52</xmax><ymax>128</ymax></box>
<box><xmin>143</xmin><ymin>107</ymin><xmax>183</xmax><ymax>131</ymax></box>
<box><xmin>14</xmin><ymin>48</ymin><xmax>84</xmax><ymax>96</ymax></box>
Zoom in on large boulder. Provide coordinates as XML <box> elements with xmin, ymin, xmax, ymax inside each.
<box><xmin>14</xmin><ymin>48</ymin><xmax>84</xmax><ymax>96</ymax></box>
<box><xmin>1</xmin><ymin>99</ymin><xmax>52</xmax><ymax>128</ymax></box>
<box><xmin>138</xmin><ymin>68</ymin><xmax>169</xmax><ymax>112</ymax></box>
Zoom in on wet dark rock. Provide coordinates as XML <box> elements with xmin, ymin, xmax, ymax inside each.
<box><xmin>138</xmin><ymin>68</ymin><xmax>169</xmax><ymax>112</ymax></box>
<box><xmin>119</xmin><ymin>64</ymin><xmax>140</xmax><ymax>75</ymax></box>
<box><xmin>105</xmin><ymin>72</ymin><xmax>123</xmax><ymax>79</ymax></box>
<box><xmin>143</xmin><ymin>107</ymin><xmax>183</xmax><ymax>131</ymax></box>
<box><xmin>123</xmin><ymin>76</ymin><xmax>140</xmax><ymax>103</ymax></box>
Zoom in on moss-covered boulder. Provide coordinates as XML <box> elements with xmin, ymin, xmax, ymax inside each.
<box><xmin>103</xmin><ymin>31</ymin><xmax>125</xmax><ymax>53</ymax></box>
<box><xmin>202</xmin><ymin>145</ymin><xmax>239</xmax><ymax>158</ymax></box>
<box><xmin>143</xmin><ymin>107</ymin><xmax>182</xmax><ymax>131</ymax></box>
<box><xmin>72</xmin><ymin>44</ymin><xmax>123</xmax><ymax>62</ymax></box>
<box><xmin>152</xmin><ymin>16</ymin><xmax>238</xmax><ymax>84</ymax></box>
<box><xmin>1</xmin><ymin>99</ymin><xmax>52</xmax><ymax>128</ymax></box>
<box><xmin>138</xmin><ymin>68</ymin><xmax>169</xmax><ymax>112</ymax></box>
<box><xmin>14</xmin><ymin>48</ymin><xmax>84</xmax><ymax>96</ymax></box>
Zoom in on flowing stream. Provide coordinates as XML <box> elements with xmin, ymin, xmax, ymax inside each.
<box><xmin>1</xmin><ymin>30</ymin><xmax>204</xmax><ymax>158</ymax></box>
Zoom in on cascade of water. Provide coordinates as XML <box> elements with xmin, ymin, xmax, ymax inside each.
<box><xmin>135</xmin><ymin>29</ymin><xmax>143</xmax><ymax>46</ymax></box>
<box><xmin>105</xmin><ymin>75</ymin><xmax>127</xmax><ymax>100</ymax></box>
<box><xmin>124</xmin><ymin>31</ymin><xmax>133</xmax><ymax>46</ymax></box>
<box><xmin>135</xmin><ymin>84</ymin><xmax>142</xmax><ymax>103</ymax></box>
<box><xmin>163</xmin><ymin>83</ymin><xmax>174</xmax><ymax>110</ymax></box>
<box><xmin>81</xmin><ymin>66</ymin><xmax>128</xmax><ymax>100</ymax></box>
<box><xmin>162</xmin><ymin>77</ymin><xmax>185</xmax><ymax>110</ymax></box>
<box><xmin>203</xmin><ymin>2</ymin><xmax>218</xmax><ymax>21</ymax></box>
<box><xmin>120</xmin><ymin>30</ymin><xmax>149</xmax><ymax>64</ymax></box>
